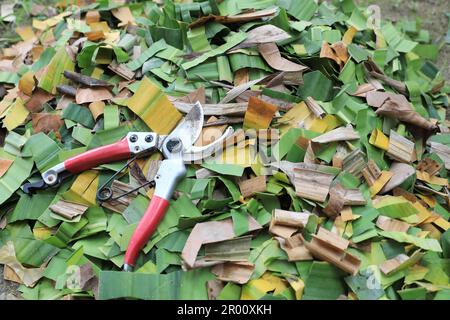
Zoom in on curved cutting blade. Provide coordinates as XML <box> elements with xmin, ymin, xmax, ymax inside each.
<box><xmin>162</xmin><ymin>101</ymin><xmax>204</xmax><ymax>156</ymax></box>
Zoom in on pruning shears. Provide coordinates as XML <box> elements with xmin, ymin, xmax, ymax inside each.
<box><xmin>22</xmin><ymin>102</ymin><xmax>233</xmax><ymax>271</ymax></box>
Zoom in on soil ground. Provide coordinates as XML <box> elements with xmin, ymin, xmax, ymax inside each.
<box><xmin>358</xmin><ymin>0</ymin><xmax>450</xmax><ymax>81</ymax></box>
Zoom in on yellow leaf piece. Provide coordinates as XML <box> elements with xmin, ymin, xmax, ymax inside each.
<box><xmin>89</xmin><ymin>101</ymin><xmax>105</xmax><ymax>120</ymax></box>
<box><xmin>416</xmin><ymin>170</ymin><xmax>449</xmax><ymax>186</ymax></box>
<box><xmin>433</xmin><ymin>218</ymin><xmax>450</xmax><ymax>231</ymax></box>
<box><xmin>19</xmin><ymin>71</ymin><xmax>36</xmax><ymax>96</ymax></box>
<box><xmin>306</xmin><ymin>117</ymin><xmax>328</xmax><ymax>133</ymax></box>
<box><xmin>369</xmin><ymin>128</ymin><xmax>389</xmax><ymax>151</ymax></box>
<box><xmin>334</xmin><ymin>216</ymin><xmax>346</xmax><ymax>237</ymax></box>
<box><xmin>305</xmin><ymin>114</ymin><xmax>340</xmax><ymax>133</ymax></box>
<box><xmin>32</xmin><ymin>11</ymin><xmax>72</xmax><ymax>30</ymax></box>
<box><xmin>370</xmin><ymin>171</ymin><xmax>393</xmax><ymax>196</ymax></box>
<box><xmin>278</xmin><ymin>101</ymin><xmax>311</xmax><ymax>134</ymax></box>
<box><xmin>243</xmin><ymin>97</ymin><xmax>278</xmax><ymax>129</ymax></box>
<box><xmin>104</xmin><ymin>31</ymin><xmax>121</xmax><ymax>45</ymax></box>
<box><xmin>292</xmin><ymin>44</ymin><xmax>307</xmax><ymax>55</ymax></box>
<box><xmin>404</xmin><ymin>265</ymin><xmax>429</xmax><ymax>284</ymax></box>
<box><xmin>250</xmin><ymin>153</ymin><xmax>267</xmax><ymax>176</ymax></box>
<box><xmin>0</xmin><ymin>98</ymin><xmax>13</xmax><ymax>117</ymax></box>
<box><xmin>412</xmin><ymin>202</ymin><xmax>432</xmax><ymax>224</ymax></box>
<box><xmin>15</xmin><ymin>26</ymin><xmax>36</xmax><ymax>41</ymax></box>
<box><xmin>89</xmin><ymin>21</ymin><xmax>110</xmax><ymax>33</ymax></box>
<box><xmin>214</xmin><ymin>145</ymin><xmax>254</xmax><ymax>167</ymax></box>
<box><xmin>85</xmin><ymin>22</ymin><xmax>111</xmax><ymax>41</ymax></box>
<box><xmin>241</xmin><ymin>273</ymin><xmax>288</xmax><ymax>300</ymax></box>
<box><xmin>33</xmin><ymin>225</ymin><xmax>53</xmax><ymax>240</ymax></box>
<box><xmin>417</xmin><ymin>194</ymin><xmax>436</xmax><ymax>208</ymax></box>
<box><xmin>91</xmin><ymin>67</ymin><xmax>104</xmax><ymax>79</ymax></box>
<box><xmin>343</xmin><ymin>26</ymin><xmax>358</xmax><ymax>45</ymax></box>
<box><xmin>127</xmin><ymin>77</ymin><xmax>182</xmax><ymax>134</ymax></box>
<box><xmin>287</xmin><ymin>278</ymin><xmax>305</xmax><ymax>300</ymax></box>
<box><xmin>262</xmin><ymin>273</ymin><xmax>288</xmax><ymax>294</ymax></box>
<box><xmin>344</xmin><ymin>220</ymin><xmax>353</xmax><ymax>238</ymax></box>
<box><xmin>62</xmin><ymin>170</ymin><xmax>99</xmax><ymax>206</ymax></box>
<box><xmin>38</xmin><ymin>47</ymin><xmax>75</xmax><ymax>94</ymax></box>
<box><xmin>2</xmin><ymin>98</ymin><xmax>29</xmax><ymax>131</ymax></box>
<box><xmin>375</xmin><ymin>29</ymin><xmax>386</xmax><ymax>49</ymax></box>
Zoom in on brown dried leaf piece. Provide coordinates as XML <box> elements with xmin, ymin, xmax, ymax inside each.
<box><xmin>0</xmin><ymin>242</ymin><xmax>45</xmax><ymax>287</ymax></box>
<box><xmin>294</xmin><ymin>166</ymin><xmax>336</xmax><ymax>202</ymax></box>
<box><xmin>379</xmin><ymin>254</ymin><xmax>410</xmax><ymax>275</ymax></box>
<box><xmin>173</xmin><ymin>102</ymin><xmax>248</xmax><ymax>116</ymax></box>
<box><xmin>416</xmin><ymin>158</ymin><xmax>442</xmax><ymax>176</ymax></box>
<box><xmin>206</xmin><ymin>280</ymin><xmax>224</xmax><ymax>300</ymax></box>
<box><xmin>240</xmin><ymin>25</ymin><xmax>291</xmax><ymax>46</ymax></box>
<box><xmin>49</xmin><ymin>200</ymin><xmax>88</xmax><ymax>220</ymax></box>
<box><xmin>311</xmin><ymin>125</ymin><xmax>359</xmax><ymax>144</ymax></box>
<box><xmin>258</xmin><ymin>42</ymin><xmax>307</xmax><ymax>72</ymax></box>
<box><xmin>181</xmin><ymin>217</ymin><xmax>262</xmax><ymax>268</ymax></box>
<box><xmin>276</xmin><ymin>234</ymin><xmax>313</xmax><ymax>261</ymax></box>
<box><xmin>380</xmin><ymin>162</ymin><xmax>415</xmax><ymax>194</ymax></box>
<box><xmin>340</xmin><ymin>207</ymin><xmax>355</xmax><ymax>222</ymax></box>
<box><xmin>76</xmin><ymin>87</ymin><xmax>113</xmax><ymax>104</ymax></box>
<box><xmin>189</xmin><ymin>8</ymin><xmax>278</xmax><ymax>28</ymax></box>
<box><xmin>111</xmin><ymin>7</ymin><xmax>135</xmax><ymax>27</ymax></box>
<box><xmin>428</xmin><ymin>141</ymin><xmax>450</xmax><ymax>170</ymax></box>
<box><xmin>324</xmin><ymin>184</ymin><xmax>366</xmax><ymax>218</ymax></box>
<box><xmin>387</xmin><ymin>130</ymin><xmax>415</xmax><ymax>163</ymax></box>
<box><xmin>376</xmin><ymin>215</ymin><xmax>410</xmax><ymax>232</ymax></box>
<box><xmin>303</xmin><ymin>228</ymin><xmax>361</xmax><ymax>275</ymax></box>
<box><xmin>238</xmin><ymin>175</ymin><xmax>266</xmax><ymax>198</ymax></box>
<box><xmin>56</xmin><ymin>85</ymin><xmax>77</xmax><ymax>97</ymax></box>
<box><xmin>379</xmin><ymin>251</ymin><xmax>424</xmax><ymax>275</ymax></box>
<box><xmin>350</xmin><ymin>83</ymin><xmax>379</xmax><ymax>98</ymax></box>
<box><xmin>269</xmin><ymin>209</ymin><xmax>311</xmax><ymax>238</ymax></box>
<box><xmin>366</xmin><ymin>91</ymin><xmax>407</xmax><ymax>108</ymax></box>
<box><xmin>211</xmin><ymin>262</ymin><xmax>254</xmax><ymax>284</ymax></box>
<box><xmin>342</xmin><ymin>149</ymin><xmax>366</xmax><ymax>178</ymax></box>
<box><xmin>31</xmin><ymin>113</ymin><xmax>64</xmax><ymax>134</ymax></box>
<box><xmin>64</xmin><ymin>71</ymin><xmax>113</xmax><ymax>88</ymax></box>
<box><xmin>376</xmin><ymin>98</ymin><xmax>437</xmax><ymax>131</ymax></box>
<box><xmin>175</xmin><ymin>87</ymin><xmax>206</xmax><ymax>105</ymax></box>
<box><xmin>320</xmin><ymin>41</ymin><xmax>348</xmax><ymax>68</ymax></box>
<box><xmin>243</xmin><ymin>96</ymin><xmax>278</xmax><ymax>129</ymax></box>
<box><xmin>101</xmin><ymin>180</ymin><xmax>138</xmax><ymax>214</ymax></box>
<box><xmin>364</xmin><ymin>59</ymin><xmax>407</xmax><ymax>95</ymax></box>
<box><xmin>304</xmin><ymin>96</ymin><xmax>325</xmax><ymax>119</ymax></box>
<box><xmin>362</xmin><ymin>160</ymin><xmax>382</xmax><ymax>186</ymax></box>
<box><xmin>108</xmin><ymin>61</ymin><xmax>135</xmax><ymax>81</ymax></box>
<box><xmin>24</xmin><ymin>88</ymin><xmax>54</xmax><ymax>113</ymax></box>
<box><xmin>85</xmin><ymin>10</ymin><xmax>101</xmax><ymax>24</ymax></box>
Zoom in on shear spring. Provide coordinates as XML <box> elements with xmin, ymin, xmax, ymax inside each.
<box><xmin>96</xmin><ymin>156</ymin><xmax>155</xmax><ymax>202</ymax></box>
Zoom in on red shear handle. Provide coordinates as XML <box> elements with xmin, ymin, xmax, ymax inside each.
<box><xmin>64</xmin><ymin>138</ymin><xmax>131</xmax><ymax>173</ymax></box>
<box><xmin>124</xmin><ymin>195</ymin><xmax>170</xmax><ymax>267</ymax></box>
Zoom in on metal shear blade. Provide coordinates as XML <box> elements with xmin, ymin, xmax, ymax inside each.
<box><xmin>160</xmin><ymin>101</ymin><xmax>204</xmax><ymax>158</ymax></box>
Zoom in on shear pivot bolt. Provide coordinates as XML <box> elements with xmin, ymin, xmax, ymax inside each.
<box><xmin>166</xmin><ymin>138</ymin><xmax>182</xmax><ymax>153</ymax></box>
<box><xmin>129</xmin><ymin>134</ymin><xmax>138</xmax><ymax>143</ymax></box>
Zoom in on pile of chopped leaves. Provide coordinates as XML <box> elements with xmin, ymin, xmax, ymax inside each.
<box><xmin>0</xmin><ymin>0</ymin><xmax>449</xmax><ymax>300</ymax></box>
